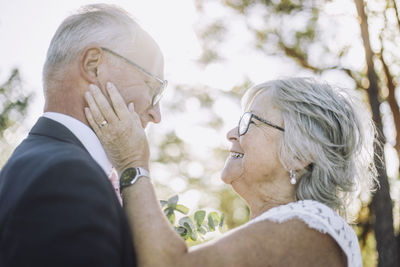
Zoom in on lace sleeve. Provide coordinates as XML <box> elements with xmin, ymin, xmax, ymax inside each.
<box><xmin>248</xmin><ymin>200</ymin><xmax>362</xmax><ymax>267</ymax></box>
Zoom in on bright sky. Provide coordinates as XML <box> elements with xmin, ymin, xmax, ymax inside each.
<box><xmin>0</xmin><ymin>0</ymin><xmax>199</xmax><ymax>118</ymax></box>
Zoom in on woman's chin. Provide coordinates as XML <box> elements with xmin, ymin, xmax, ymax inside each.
<box><xmin>221</xmin><ymin>157</ymin><xmax>242</xmax><ymax>184</ymax></box>
<box><xmin>221</xmin><ymin>170</ymin><xmax>232</xmax><ymax>184</ymax></box>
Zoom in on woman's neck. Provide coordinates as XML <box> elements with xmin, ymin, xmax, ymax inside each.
<box><xmin>248</xmin><ymin>196</ymin><xmax>294</xmax><ymax>219</ymax></box>
<box><xmin>232</xmin><ymin>175</ymin><xmax>296</xmax><ymax>219</ymax></box>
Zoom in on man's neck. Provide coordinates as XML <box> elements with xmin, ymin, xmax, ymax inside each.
<box><xmin>44</xmin><ymin>101</ymin><xmax>89</xmax><ymax>127</ymax></box>
<box><xmin>43</xmin><ymin>80</ymin><xmax>90</xmax><ymax>127</ymax></box>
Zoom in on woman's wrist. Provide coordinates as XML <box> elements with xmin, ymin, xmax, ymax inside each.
<box><xmin>119</xmin><ymin>166</ymin><xmax>151</xmax><ymax>194</ymax></box>
<box><xmin>121</xmin><ymin>175</ymin><xmax>152</xmax><ymax>199</ymax></box>
<box><xmin>117</xmin><ymin>162</ymin><xmax>149</xmax><ymax>176</ymax></box>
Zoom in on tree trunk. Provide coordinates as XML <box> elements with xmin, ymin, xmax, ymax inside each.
<box><xmin>379</xmin><ymin>52</ymin><xmax>400</xmax><ymax>158</ymax></box>
<box><xmin>393</xmin><ymin>0</ymin><xmax>400</xmax><ymax>32</ymax></box>
<box><xmin>354</xmin><ymin>0</ymin><xmax>399</xmax><ymax>266</ymax></box>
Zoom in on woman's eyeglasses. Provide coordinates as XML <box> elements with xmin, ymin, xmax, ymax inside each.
<box><xmin>238</xmin><ymin>112</ymin><xmax>284</xmax><ymax>136</ymax></box>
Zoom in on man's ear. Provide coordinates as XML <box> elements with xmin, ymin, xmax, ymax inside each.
<box><xmin>80</xmin><ymin>46</ymin><xmax>103</xmax><ymax>83</ymax></box>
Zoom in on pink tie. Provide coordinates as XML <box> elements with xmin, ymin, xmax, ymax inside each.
<box><xmin>109</xmin><ymin>169</ymin><xmax>123</xmax><ymax>205</ymax></box>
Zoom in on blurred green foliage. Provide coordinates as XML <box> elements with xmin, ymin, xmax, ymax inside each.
<box><xmin>0</xmin><ymin>69</ymin><xmax>31</xmax><ymax>136</ymax></box>
<box><xmin>0</xmin><ymin>69</ymin><xmax>32</xmax><ymax>166</ymax></box>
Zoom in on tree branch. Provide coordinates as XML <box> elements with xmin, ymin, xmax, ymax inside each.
<box><xmin>277</xmin><ymin>40</ymin><xmax>366</xmax><ymax>90</ymax></box>
<box><xmin>392</xmin><ymin>0</ymin><xmax>400</xmax><ymax>33</ymax></box>
<box><xmin>278</xmin><ymin>41</ymin><xmax>324</xmax><ymax>73</ymax></box>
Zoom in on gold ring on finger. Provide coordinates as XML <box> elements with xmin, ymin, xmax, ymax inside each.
<box><xmin>99</xmin><ymin>120</ymin><xmax>108</xmax><ymax>128</ymax></box>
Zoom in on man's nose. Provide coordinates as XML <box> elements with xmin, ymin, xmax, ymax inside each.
<box><xmin>226</xmin><ymin>126</ymin><xmax>239</xmax><ymax>142</ymax></box>
<box><xmin>148</xmin><ymin>103</ymin><xmax>161</xmax><ymax>124</ymax></box>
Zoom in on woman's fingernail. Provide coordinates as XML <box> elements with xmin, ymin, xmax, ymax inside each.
<box><xmin>129</xmin><ymin>102</ymin><xmax>134</xmax><ymax>110</ymax></box>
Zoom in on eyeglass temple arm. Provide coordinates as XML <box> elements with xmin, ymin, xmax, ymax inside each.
<box><xmin>101</xmin><ymin>47</ymin><xmax>165</xmax><ymax>85</ymax></box>
<box><xmin>252</xmin><ymin>114</ymin><xmax>285</xmax><ymax>132</ymax></box>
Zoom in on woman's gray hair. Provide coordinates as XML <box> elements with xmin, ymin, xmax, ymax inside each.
<box><xmin>242</xmin><ymin>77</ymin><xmax>378</xmax><ymax>218</ymax></box>
<box><xmin>43</xmin><ymin>4</ymin><xmax>139</xmax><ymax>87</ymax></box>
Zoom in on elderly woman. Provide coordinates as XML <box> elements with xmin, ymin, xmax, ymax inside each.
<box><xmin>84</xmin><ymin>77</ymin><xmax>376</xmax><ymax>267</ymax></box>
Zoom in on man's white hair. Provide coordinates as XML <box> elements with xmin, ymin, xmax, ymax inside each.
<box><xmin>242</xmin><ymin>77</ymin><xmax>378</xmax><ymax>219</ymax></box>
<box><xmin>42</xmin><ymin>4</ymin><xmax>139</xmax><ymax>88</ymax></box>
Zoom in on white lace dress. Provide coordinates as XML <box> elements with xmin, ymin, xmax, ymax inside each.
<box><xmin>247</xmin><ymin>200</ymin><xmax>362</xmax><ymax>267</ymax></box>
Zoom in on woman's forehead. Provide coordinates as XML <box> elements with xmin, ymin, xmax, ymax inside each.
<box><xmin>246</xmin><ymin>89</ymin><xmax>273</xmax><ymax>111</ymax></box>
<box><xmin>248</xmin><ymin>90</ymin><xmax>282</xmax><ymax>120</ymax></box>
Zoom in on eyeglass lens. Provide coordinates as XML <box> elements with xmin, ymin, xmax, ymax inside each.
<box><xmin>239</xmin><ymin>112</ymin><xmax>252</xmax><ymax>136</ymax></box>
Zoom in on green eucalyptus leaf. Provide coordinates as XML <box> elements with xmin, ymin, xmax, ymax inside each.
<box><xmin>176</xmin><ymin>226</ymin><xmax>188</xmax><ymax>239</ymax></box>
<box><xmin>168</xmin><ymin>195</ymin><xmax>179</xmax><ymax>207</ymax></box>
<box><xmin>183</xmin><ymin>222</ymin><xmax>192</xmax><ymax>232</ymax></box>
<box><xmin>208</xmin><ymin>220</ymin><xmax>215</xmax><ymax>231</ymax></box>
<box><xmin>163</xmin><ymin>207</ymin><xmax>171</xmax><ymax>216</ymax></box>
<box><xmin>190</xmin><ymin>229</ymin><xmax>198</xmax><ymax>241</ymax></box>
<box><xmin>219</xmin><ymin>213</ymin><xmax>225</xmax><ymax>227</ymax></box>
<box><xmin>175</xmin><ymin>204</ymin><xmax>189</xmax><ymax>214</ymax></box>
<box><xmin>219</xmin><ymin>213</ymin><xmax>227</xmax><ymax>233</ymax></box>
<box><xmin>194</xmin><ymin>210</ymin><xmax>206</xmax><ymax>228</ymax></box>
<box><xmin>180</xmin><ymin>216</ymin><xmax>195</xmax><ymax>232</ymax></box>
<box><xmin>166</xmin><ymin>211</ymin><xmax>175</xmax><ymax>225</ymax></box>
<box><xmin>202</xmin><ymin>223</ymin><xmax>210</xmax><ymax>232</ymax></box>
<box><xmin>208</xmin><ymin>212</ymin><xmax>219</xmax><ymax>231</ymax></box>
<box><xmin>198</xmin><ymin>225</ymin><xmax>207</xmax><ymax>235</ymax></box>
<box><xmin>160</xmin><ymin>200</ymin><xmax>168</xmax><ymax>208</ymax></box>
<box><xmin>182</xmin><ymin>221</ymin><xmax>197</xmax><ymax>241</ymax></box>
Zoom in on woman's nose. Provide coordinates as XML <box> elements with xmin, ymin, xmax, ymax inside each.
<box><xmin>226</xmin><ymin>126</ymin><xmax>239</xmax><ymax>142</ymax></box>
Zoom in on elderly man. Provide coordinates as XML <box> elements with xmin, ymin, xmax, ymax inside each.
<box><xmin>0</xmin><ymin>4</ymin><xmax>166</xmax><ymax>267</ymax></box>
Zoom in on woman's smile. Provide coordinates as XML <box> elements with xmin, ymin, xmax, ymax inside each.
<box><xmin>230</xmin><ymin>151</ymin><xmax>244</xmax><ymax>159</ymax></box>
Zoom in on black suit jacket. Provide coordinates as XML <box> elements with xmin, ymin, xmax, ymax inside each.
<box><xmin>0</xmin><ymin>117</ymin><xmax>136</xmax><ymax>267</ymax></box>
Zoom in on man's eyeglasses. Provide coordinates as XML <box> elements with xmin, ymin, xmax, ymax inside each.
<box><xmin>101</xmin><ymin>47</ymin><xmax>168</xmax><ymax>106</ymax></box>
<box><xmin>238</xmin><ymin>112</ymin><xmax>285</xmax><ymax>136</ymax></box>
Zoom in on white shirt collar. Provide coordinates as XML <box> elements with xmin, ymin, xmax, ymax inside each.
<box><xmin>42</xmin><ymin>112</ymin><xmax>113</xmax><ymax>177</ymax></box>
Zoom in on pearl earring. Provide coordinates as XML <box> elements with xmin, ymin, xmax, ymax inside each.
<box><xmin>289</xmin><ymin>170</ymin><xmax>296</xmax><ymax>185</ymax></box>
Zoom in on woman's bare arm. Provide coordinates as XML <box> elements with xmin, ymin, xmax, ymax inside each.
<box><xmin>122</xmin><ymin>178</ymin><xmax>188</xmax><ymax>266</ymax></box>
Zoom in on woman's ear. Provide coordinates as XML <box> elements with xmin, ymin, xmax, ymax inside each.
<box><xmin>291</xmin><ymin>156</ymin><xmax>312</xmax><ymax>172</ymax></box>
<box><xmin>80</xmin><ymin>46</ymin><xmax>103</xmax><ymax>83</ymax></box>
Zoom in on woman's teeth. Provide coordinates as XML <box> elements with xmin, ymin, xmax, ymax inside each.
<box><xmin>230</xmin><ymin>152</ymin><xmax>244</xmax><ymax>159</ymax></box>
